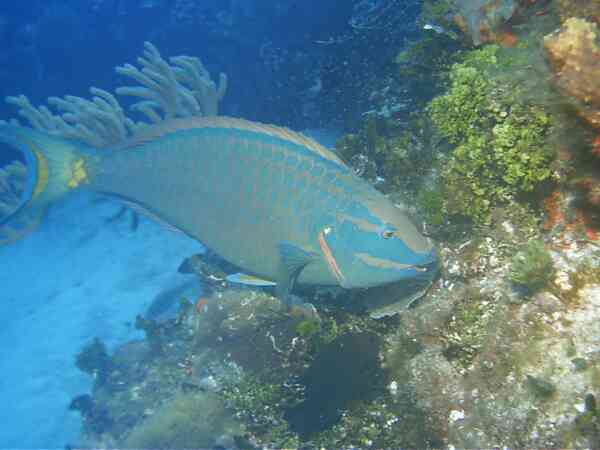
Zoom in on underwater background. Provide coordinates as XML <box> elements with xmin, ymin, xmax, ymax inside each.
<box><xmin>1</xmin><ymin>0</ymin><xmax>600</xmax><ymax>448</ymax></box>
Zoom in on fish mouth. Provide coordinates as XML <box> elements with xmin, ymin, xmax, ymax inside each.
<box><xmin>413</xmin><ymin>259</ymin><xmax>438</xmax><ymax>277</ymax></box>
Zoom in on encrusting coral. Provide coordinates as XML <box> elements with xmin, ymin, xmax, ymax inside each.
<box><xmin>451</xmin><ymin>0</ymin><xmax>550</xmax><ymax>47</ymax></box>
<box><xmin>543</xmin><ymin>18</ymin><xmax>600</xmax><ymax>222</ymax></box>
<box><xmin>544</xmin><ymin>18</ymin><xmax>600</xmax><ymax>130</ymax></box>
<box><xmin>1</xmin><ymin>42</ymin><xmax>227</xmax><ymax>148</ymax></box>
<box><xmin>453</xmin><ymin>0</ymin><xmax>519</xmax><ymax>46</ymax></box>
<box><xmin>555</xmin><ymin>0</ymin><xmax>600</xmax><ymax>24</ymax></box>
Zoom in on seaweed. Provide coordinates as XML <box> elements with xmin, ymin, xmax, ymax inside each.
<box><xmin>509</xmin><ymin>240</ymin><xmax>555</xmax><ymax>293</ymax></box>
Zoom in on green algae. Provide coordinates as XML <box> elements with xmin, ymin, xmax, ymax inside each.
<box><xmin>429</xmin><ymin>44</ymin><xmax>556</xmax><ymax>224</ymax></box>
<box><xmin>509</xmin><ymin>240</ymin><xmax>555</xmax><ymax>294</ymax></box>
<box><xmin>416</xmin><ymin>187</ymin><xmax>446</xmax><ymax>227</ymax></box>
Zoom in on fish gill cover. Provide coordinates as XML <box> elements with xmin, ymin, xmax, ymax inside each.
<box><xmin>1</xmin><ymin>0</ymin><xmax>600</xmax><ymax>449</ymax></box>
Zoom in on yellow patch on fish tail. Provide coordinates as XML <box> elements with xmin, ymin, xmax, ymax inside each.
<box><xmin>15</xmin><ymin>133</ymin><xmax>50</xmax><ymax>199</ymax></box>
<box><xmin>67</xmin><ymin>158</ymin><xmax>89</xmax><ymax>189</ymax></box>
<box><xmin>31</xmin><ymin>148</ymin><xmax>49</xmax><ymax>198</ymax></box>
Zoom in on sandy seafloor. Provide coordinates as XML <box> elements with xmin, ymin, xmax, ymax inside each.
<box><xmin>0</xmin><ymin>128</ymin><xmax>339</xmax><ymax>447</ymax></box>
<box><xmin>0</xmin><ymin>192</ymin><xmax>204</xmax><ymax>447</ymax></box>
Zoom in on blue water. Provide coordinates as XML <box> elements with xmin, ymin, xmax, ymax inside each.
<box><xmin>0</xmin><ymin>193</ymin><xmax>204</xmax><ymax>446</ymax></box>
<box><xmin>0</xmin><ymin>0</ymin><xmax>420</xmax><ymax>446</ymax></box>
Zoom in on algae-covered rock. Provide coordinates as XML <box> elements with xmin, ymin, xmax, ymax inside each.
<box><xmin>75</xmin><ymin>337</ymin><xmax>113</xmax><ymax>385</ymax></box>
<box><xmin>390</xmin><ymin>269</ymin><xmax>600</xmax><ymax>447</ymax></box>
<box><xmin>285</xmin><ymin>332</ymin><xmax>385</xmax><ymax>437</ymax></box>
<box><xmin>123</xmin><ymin>391</ymin><xmax>242</xmax><ymax>449</ymax></box>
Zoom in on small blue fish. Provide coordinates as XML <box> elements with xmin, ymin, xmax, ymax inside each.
<box><xmin>423</xmin><ymin>23</ymin><xmax>445</xmax><ymax>34</ymax></box>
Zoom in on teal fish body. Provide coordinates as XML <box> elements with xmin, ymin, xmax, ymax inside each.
<box><xmin>1</xmin><ymin>117</ymin><xmax>436</xmax><ymax>294</ymax></box>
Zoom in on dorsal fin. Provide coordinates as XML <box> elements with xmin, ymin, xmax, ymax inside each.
<box><xmin>115</xmin><ymin>116</ymin><xmax>347</xmax><ymax>168</ymax></box>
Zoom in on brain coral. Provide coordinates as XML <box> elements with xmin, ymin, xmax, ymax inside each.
<box><xmin>544</xmin><ymin>18</ymin><xmax>600</xmax><ymax>129</ymax></box>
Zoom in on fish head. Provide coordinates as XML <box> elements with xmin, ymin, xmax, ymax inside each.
<box><xmin>318</xmin><ymin>195</ymin><xmax>437</xmax><ymax>289</ymax></box>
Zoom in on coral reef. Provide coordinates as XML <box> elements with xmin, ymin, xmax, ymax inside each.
<box><xmin>2</xmin><ymin>42</ymin><xmax>227</xmax><ymax>148</ymax></box>
<box><xmin>12</xmin><ymin>1</ymin><xmax>600</xmax><ymax>448</ymax></box>
<box><xmin>70</xmin><ymin>281</ymin><xmax>443</xmax><ymax>448</ymax></box>
<box><xmin>383</xmin><ymin>210</ymin><xmax>600</xmax><ymax>447</ymax></box>
<box><xmin>69</xmin><ymin>226</ymin><xmax>600</xmax><ymax>449</ymax></box>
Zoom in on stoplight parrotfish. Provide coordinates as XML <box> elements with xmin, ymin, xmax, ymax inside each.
<box><xmin>0</xmin><ymin>116</ymin><xmax>437</xmax><ymax>306</ymax></box>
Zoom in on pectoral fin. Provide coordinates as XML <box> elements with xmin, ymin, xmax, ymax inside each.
<box><xmin>276</xmin><ymin>242</ymin><xmax>318</xmax><ymax>301</ymax></box>
<box><xmin>226</xmin><ymin>273</ymin><xmax>277</xmax><ymax>287</ymax></box>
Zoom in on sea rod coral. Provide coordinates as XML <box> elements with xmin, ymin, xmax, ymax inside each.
<box><xmin>2</xmin><ymin>41</ymin><xmax>227</xmax><ymax>148</ymax></box>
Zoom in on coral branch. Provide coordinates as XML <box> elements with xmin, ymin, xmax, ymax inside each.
<box><xmin>3</xmin><ymin>42</ymin><xmax>227</xmax><ymax>147</ymax></box>
<box><xmin>116</xmin><ymin>41</ymin><xmax>227</xmax><ymax>121</ymax></box>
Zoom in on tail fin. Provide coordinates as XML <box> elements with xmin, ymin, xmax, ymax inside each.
<box><xmin>0</xmin><ymin>125</ymin><xmax>92</xmax><ymax>243</ymax></box>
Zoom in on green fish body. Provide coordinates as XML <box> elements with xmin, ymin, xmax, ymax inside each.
<box><xmin>1</xmin><ymin>117</ymin><xmax>436</xmax><ymax>298</ymax></box>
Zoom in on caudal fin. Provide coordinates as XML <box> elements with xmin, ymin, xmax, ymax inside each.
<box><xmin>0</xmin><ymin>125</ymin><xmax>93</xmax><ymax>243</ymax></box>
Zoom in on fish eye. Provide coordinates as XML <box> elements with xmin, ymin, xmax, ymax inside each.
<box><xmin>381</xmin><ymin>229</ymin><xmax>395</xmax><ymax>239</ymax></box>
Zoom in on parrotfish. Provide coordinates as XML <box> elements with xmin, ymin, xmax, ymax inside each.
<box><xmin>0</xmin><ymin>117</ymin><xmax>436</xmax><ymax>305</ymax></box>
